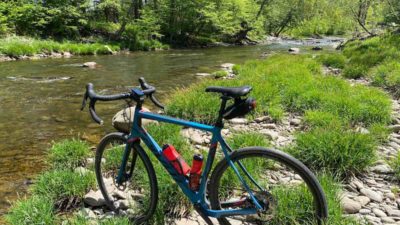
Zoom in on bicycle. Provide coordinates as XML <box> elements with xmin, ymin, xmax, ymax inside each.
<box><xmin>81</xmin><ymin>77</ymin><xmax>328</xmax><ymax>225</ymax></box>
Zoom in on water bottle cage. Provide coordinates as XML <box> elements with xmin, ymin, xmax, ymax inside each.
<box><xmin>223</xmin><ymin>97</ymin><xmax>256</xmax><ymax>119</ymax></box>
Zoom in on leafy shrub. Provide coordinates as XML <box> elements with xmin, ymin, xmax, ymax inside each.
<box><xmin>47</xmin><ymin>139</ymin><xmax>90</xmax><ymax>170</ymax></box>
<box><xmin>31</xmin><ymin>170</ymin><xmax>95</xmax><ymax>201</ymax></box>
<box><xmin>5</xmin><ymin>196</ymin><xmax>55</xmax><ymax>225</ymax></box>
<box><xmin>290</xmin><ymin>127</ymin><xmax>376</xmax><ymax>177</ymax></box>
<box><xmin>317</xmin><ymin>54</ymin><xmax>346</xmax><ymax>69</ymax></box>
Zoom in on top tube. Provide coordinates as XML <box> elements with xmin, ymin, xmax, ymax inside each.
<box><xmin>138</xmin><ymin>111</ymin><xmax>215</xmax><ymax>132</ymax></box>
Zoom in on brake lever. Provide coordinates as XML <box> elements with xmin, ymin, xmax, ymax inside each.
<box><xmin>81</xmin><ymin>91</ymin><xmax>88</xmax><ymax>111</ymax></box>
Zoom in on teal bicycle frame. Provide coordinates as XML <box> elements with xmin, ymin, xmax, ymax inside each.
<box><xmin>115</xmin><ymin>103</ymin><xmax>264</xmax><ymax>218</ymax></box>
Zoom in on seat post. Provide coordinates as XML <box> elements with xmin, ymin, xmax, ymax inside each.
<box><xmin>215</xmin><ymin>96</ymin><xmax>229</xmax><ymax>128</ymax></box>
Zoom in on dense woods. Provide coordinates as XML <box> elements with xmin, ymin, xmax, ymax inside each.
<box><xmin>0</xmin><ymin>0</ymin><xmax>399</xmax><ymax>49</ymax></box>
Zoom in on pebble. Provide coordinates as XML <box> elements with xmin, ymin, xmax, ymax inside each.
<box><xmin>229</xmin><ymin>118</ymin><xmax>248</xmax><ymax>124</ymax></box>
<box><xmin>361</xmin><ymin>188</ymin><xmax>383</xmax><ymax>203</ymax></box>
<box><xmin>373</xmin><ymin>208</ymin><xmax>387</xmax><ymax>217</ymax></box>
<box><xmin>84</xmin><ymin>190</ymin><xmax>106</xmax><ymax>207</ymax></box>
<box><xmin>341</xmin><ymin>197</ymin><xmax>362</xmax><ymax>214</ymax></box>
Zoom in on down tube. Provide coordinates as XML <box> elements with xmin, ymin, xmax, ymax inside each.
<box><xmin>132</xmin><ymin>125</ymin><xmax>202</xmax><ymax>204</ymax></box>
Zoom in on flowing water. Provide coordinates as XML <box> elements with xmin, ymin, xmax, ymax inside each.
<box><xmin>0</xmin><ymin>38</ymin><xmax>341</xmax><ymax>216</ymax></box>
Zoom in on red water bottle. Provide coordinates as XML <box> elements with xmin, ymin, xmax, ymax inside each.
<box><xmin>189</xmin><ymin>154</ymin><xmax>203</xmax><ymax>191</ymax></box>
<box><xmin>162</xmin><ymin>144</ymin><xmax>190</xmax><ymax>175</ymax></box>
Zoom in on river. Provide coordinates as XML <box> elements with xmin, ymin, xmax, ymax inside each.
<box><xmin>0</xmin><ymin>38</ymin><xmax>341</xmax><ymax>216</ymax></box>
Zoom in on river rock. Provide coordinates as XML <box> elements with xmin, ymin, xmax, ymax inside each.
<box><xmin>354</xmin><ymin>196</ymin><xmax>370</xmax><ymax>206</ymax></box>
<box><xmin>311</xmin><ymin>46</ymin><xmax>323</xmax><ymax>51</ymax></box>
<box><xmin>361</xmin><ymin>188</ymin><xmax>383</xmax><ymax>202</ymax></box>
<box><xmin>195</xmin><ymin>73</ymin><xmax>211</xmax><ymax>77</ymax></box>
<box><xmin>370</xmin><ymin>164</ymin><xmax>392</xmax><ymax>174</ymax></box>
<box><xmin>84</xmin><ymin>190</ymin><xmax>106</xmax><ymax>207</ymax></box>
<box><xmin>372</xmin><ymin>208</ymin><xmax>387</xmax><ymax>217</ymax></box>
<box><xmin>341</xmin><ymin>197</ymin><xmax>362</xmax><ymax>214</ymax></box>
<box><xmin>112</xmin><ymin>107</ymin><xmax>155</xmax><ymax>133</ymax></box>
<box><xmin>63</xmin><ymin>52</ymin><xmax>72</xmax><ymax>58</ymax></box>
<box><xmin>220</xmin><ymin>63</ymin><xmax>235</xmax><ymax>69</ymax></box>
<box><xmin>83</xmin><ymin>62</ymin><xmax>97</xmax><ymax>68</ymax></box>
<box><xmin>229</xmin><ymin>118</ymin><xmax>248</xmax><ymax>124</ymax></box>
<box><xmin>288</xmin><ymin>48</ymin><xmax>300</xmax><ymax>54</ymax></box>
<box><xmin>389</xmin><ymin>125</ymin><xmax>400</xmax><ymax>133</ymax></box>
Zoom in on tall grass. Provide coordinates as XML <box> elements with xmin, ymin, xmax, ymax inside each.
<box><xmin>5</xmin><ymin>196</ymin><xmax>55</xmax><ymax>225</ymax></box>
<box><xmin>166</xmin><ymin>54</ymin><xmax>391</xmax><ymax>177</ymax></box>
<box><xmin>0</xmin><ymin>36</ymin><xmax>120</xmax><ymax>57</ymax></box>
<box><xmin>47</xmin><ymin>139</ymin><xmax>91</xmax><ymax>170</ymax></box>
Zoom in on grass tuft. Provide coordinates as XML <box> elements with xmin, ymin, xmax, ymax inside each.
<box><xmin>317</xmin><ymin>53</ymin><xmax>346</xmax><ymax>69</ymax></box>
<box><xmin>31</xmin><ymin>169</ymin><xmax>96</xmax><ymax>202</ymax></box>
<box><xmin>47</xmin><ymin>139</ymin><xmax>91</xmax><ymax>170</ymax></box>
<box><xmin>5</xmin><ymin>196</ymin><xmax>55</xmax><ymax>225</ymax></box>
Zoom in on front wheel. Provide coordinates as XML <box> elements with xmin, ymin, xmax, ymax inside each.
<box><xmin>208</xmin><ymin>147</ymin><xmax>328</xmax><ymax>225</ymax></box>
<box><xmin>95</xmin><ymin>132</ymin><xmax>158</xmax><ymax>224</ymax></box>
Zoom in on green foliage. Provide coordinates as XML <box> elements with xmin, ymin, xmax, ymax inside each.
<box><xmin>0</xmin><ymin>36</ymin><xmax>120</xmax><ymax>57</ymax></box>
<box><xmin>145</xmin><ymin>123</ymin><xmax>194</xmax><ymax>223</ymax></box>
<box><xmin>232</xmin><ymin>64</ymin><xmax>241</xmax><ymax>75</ymax></box>
<box><xmin>167</xmin><ymin>54</ymin><xmax>391</xmax><ymax>178</ymax></box>
<box><xmin>5</xmin><ymin>196</ymin><xmax>55</xmax><ymax>225</ymax></box>
<box><xmin>291</xmin><ymin>125</ymin><xmax>377</xmax><ymax>177</ymax></box>
<box><xmin>47</xmin><ymin>139</ymin><xmax>90</xmax><ymax>170</ymax></box>
<box><xmin>213</xmin><ymin>70</ymin><xmax>228</xmax><ymax>79</ymax></box>
<box><xmin>343</xmin><ymin>64</ymin><xmax>368</xmax><ymax>79</ymax></box>
<box><xmin>228</xmin><ymin>132</ymin><xmax>270</xmax><ymax>149</ymax></box>
<box><xmin>342</xmin><ymin>35</ymin><xmax>400</xmax><ymax>80</ymax></box>
<box><xmin>31</xmin><ymin>170</ymin><xmax>96</xmax><ymax>201</ymax></box>
<box><xmin>317</xmin><ymin>53</ymin><xmax>346</xmax><ymax>69</ymax></box>
<box><xmin>369</xmin><ymin>60</ymin><xmax>400</xmax><ymax>95</ymax></box>
<box><xmin>167</xmin><ymin>55</ymin><xmax>391</xmax><ymax>126</ymax></box>
<box><xmin>390</xmin><ymin>152</ymin><xmax>400</xmax><ymax>180</ymax></box>
<box><xmin>269</xmin><ymin>174</ymin><xmax>358</xmax><ymax>224</ymax></box>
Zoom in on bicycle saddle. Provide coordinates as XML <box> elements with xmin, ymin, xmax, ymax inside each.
<box><xmin>205</xmin><ymin>86</ymin><xmax>252</xmax><ymax>98</ymax></box>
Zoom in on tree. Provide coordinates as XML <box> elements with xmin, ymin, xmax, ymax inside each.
<box><xmin>350</xmin><ymin>0</ymin><xmax>375</xmax><ymax>35</ymax></box>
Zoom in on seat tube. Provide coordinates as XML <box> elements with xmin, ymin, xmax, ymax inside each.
<box><xmin>215</xmin><ymin>96</ymin><xmax>228</xmax><ymax>128</ymax></box>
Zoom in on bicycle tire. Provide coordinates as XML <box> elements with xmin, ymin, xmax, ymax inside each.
<box><xmin>95</xmin><ymin>132</ymin><xmax>158</xmax><ymax>224</ymax></box>
<box><xmin>208</xmin><ymin>147</ymin><xmax>328</xmax><ymax>225</ymax></box>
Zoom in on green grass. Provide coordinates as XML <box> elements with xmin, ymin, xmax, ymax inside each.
<box><xmin>31</xmin><ymin>169</ymin><xmax>96</xmax><ymax>201</ymax></box>
<box><xmin>213</xmin><ymin>70</ymin><xmax>228</xmax><ymax>79</ymax></box>
<box><xmin>47</xmin><ymin>139</ymin><xmax>91</xmax><ymax>170</ymax></box>
<box><xmin>228</xmin><ymin>132</ymin><xmax>270</xmax><ymax>149</ymax></box>
<box><xmin>167</xmin><ymin>55</ymin><xmax>391</xmax><ymax>126</ymax></box>
<box><xmin>317</xmin><ymin>53</ymin><xmax>346</xmax><ymax>69</ymax></box>
<box><xmin>166</xmin><ymin>54</ymin><xmax>391</xmax><ymax>177</ymax></box>
<box><xmin>5</xmin><ymin>196</ymin><xmax>55</xmax><ymax>225</ymax></box>
<box><xmin>390</xmin><ymin>152</ymin><xmax>400</xmax><ymax>180</ymax></box>
<box><xmin>144</xmin><ymin>123</ymin><xmax>195</xmax><ymax>223</ymax></box>
<box><xmin>0</xmin><ymin>36</ymin><xmax>120</xmax><ymax>57</ymax></box>
<box><xmin>268</xmin><ymin>174</ymin><xmax>359</xmax><ymax>225</ymax></box>
<box><xmin>291</xmin><ymin>126</ymin><xmax>377</xmax><ymax>177</ymax></box>
<box><xmin>342</xmin><ymin>34</ymin><xmax>400</xmax><ymax>80</ymax></box>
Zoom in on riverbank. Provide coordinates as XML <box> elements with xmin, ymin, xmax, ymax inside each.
<box><xmin>4</xmin><ymin>36</ymin><xmax>400</xmax><ymax>224</ymax></box>
<box><xmin>0</xmin><ymin>36</ymin><xmax>170</xmax><ymax>62</ymax></box>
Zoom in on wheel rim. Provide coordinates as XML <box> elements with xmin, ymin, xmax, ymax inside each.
<box><xmin>97</xmin><ymin>137</ymin><xmax>153</xmax><ymax>220</ymax></box>
<box><xmin>213</xmin><ymin>153</ymin><xmax>324</xmax><ymax>225</ymax></box>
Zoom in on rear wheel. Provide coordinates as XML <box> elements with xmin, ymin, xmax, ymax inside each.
<box><xmin>95</xmin><ymin>132</ymin><xmax>158</xmax><ymax>223</ymax></box>
<box><xmin>209</xmin><ymin>147</ymin><xmax>328</xmax><ymax>225</ymax></box>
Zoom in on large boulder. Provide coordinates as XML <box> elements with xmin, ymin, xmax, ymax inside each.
<box><xmin>112</xmin><ymin>107</ymin><xmax>156</xmax><ymax>133</ymax></box>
